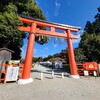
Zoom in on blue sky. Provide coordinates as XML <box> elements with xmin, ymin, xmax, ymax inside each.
<box><xmin>21</xmin><ymin>0</ymin><xmax>100</xmax><ymax>58</ymax></box>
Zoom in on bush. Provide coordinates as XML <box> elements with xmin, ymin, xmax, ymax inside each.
<box><xmin>62</xmin><ymin>64</ymin><xmax>70</xmax><ymax>73</ymax></box>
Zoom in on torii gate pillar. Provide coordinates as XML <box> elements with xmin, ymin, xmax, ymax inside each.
<box><xmin>66</xmin><ymin>29</ymin><xmax>80</xmax><ymax>79</ymax></box>
<box><xmin>18</xmin><ymin>23</ymin><xmax>36</xmax><ymax>84</ymax></box>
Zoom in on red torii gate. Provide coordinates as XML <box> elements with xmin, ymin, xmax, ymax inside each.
<box><xmin>18</xmin><ymin>15</ymin><xmax>81</xmax><ymax>84</ymax></box>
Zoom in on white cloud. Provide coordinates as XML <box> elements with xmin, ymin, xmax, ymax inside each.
<box><xmin>21</xmin><ymin>48</ymin><xmax>26</xmax><ymax>59</ymax></box>
<box><xmin>44</xmin><ymin>47</ymin><xmax>49</xmax><ymax>51</ymax></box>
<box><xmin>72</xmin><ymin>30</ymin><xmax>83</xmax><ymax>44</ymax></box>
<box><xmin>52</xmin><ymin>42</ymin><xmax>58</xmax><ymax>48</ymax></box>
<box><xmin>72</xmin><ymin>34</ymin><xmax>81</xmax><ymax>44</ymax></box>
<box><xmin>21</xmin><ymin>48</ymin><xmax>24</xmax><ymax>52</ymax></box>
<box><xmin>34</xmin><ymin>49</ymin><xmax>37</xmax><ymax>54</ymax></box>
<box><xmin>46</xmin><ymin>11</ymin><xmax>49</xmax><ymax>17</ymax></box>
<box><xmin>40</xmin><ymin>47</ymin><xmax>49</xmax><ymax>52</ymax></box>
<box><xmin>54</xmin><ymin>1</ymin><xmax>60</xmax><ymax>16</ymax></box>
<box><xmin>54</xmin><ymin>44</ymin><xmax>58</xmax><ymax>48</ymax></box>
<box><xmin>24</xmin><ymin>44</ymin><xmax>27</xmax><ymax>47</ymax></box>
<box><xmin>52</xmin><ymin>37</ymin><xmax>65</xmax><ymax>48</ymax></box>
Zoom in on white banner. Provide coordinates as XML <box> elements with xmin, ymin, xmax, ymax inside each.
<box><xmin>5</xmin><ymin>67</ymin><xmax>19</xmax><ymax>81</ymax></box>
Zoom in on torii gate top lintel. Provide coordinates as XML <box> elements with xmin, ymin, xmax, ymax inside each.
<box><xmin>19</xmin><ymin>15</ymin><xmax>81</xmax><ymax>39</ymax></box>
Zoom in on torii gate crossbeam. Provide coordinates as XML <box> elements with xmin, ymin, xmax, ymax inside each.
<box><xmin>18</xmin><ymin>15</ymin><xmax>81</xmax><ymax>84</ymax></box>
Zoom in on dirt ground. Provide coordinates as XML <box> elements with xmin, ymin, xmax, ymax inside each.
<box><xmin>0</xmin><ymin>64</ymin><xmax>100</xmax><ymax>100</ymax></box>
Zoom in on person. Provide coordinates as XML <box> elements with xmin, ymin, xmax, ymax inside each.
<box><xmin>51</xmin><ymin>62</ymin><xmax>55</xmax><ymax>70</ymax></box>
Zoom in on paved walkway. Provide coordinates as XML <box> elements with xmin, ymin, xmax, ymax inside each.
<box><xmin>32</xmin><ymin>64</ymin><xmax>67</xmax><ymax>80</ymax></box>
<box><xmin>0</xmin><ymin>64</ymin><xmax>100</xmax><ymax>100</ymax></box>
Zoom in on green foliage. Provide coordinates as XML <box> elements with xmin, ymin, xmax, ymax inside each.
<box><xmin>60</xmin><ymin>50</ymin><xmax>68</xmax><ymax>62</ymax></box>
<box><xmin>79</xmin><ymin>32</ymin><xmax>100</xmax><ymax>62</ymax></box>
<box><xmin>0</xmin><ymin>11</ymin><xmax>22</xmax><ymax>42</ymax></box>
<box><xmin>0</xmin><ymin>3</ymin><xmax>25</xmax><ymax>59</ymax></box>
<box><xmin>79</xmin><ymin>6</ymin><xmax>100</xmax><ymax>62</ymax></box>
<box><xmin>14</xmin><ymin>0</ymin><xmax>48</xmax><ymax>45</ymax></box>
<box><xmin>74</xmin><ymin>48</ymin><xmax>87</xmax><ymax>63</ymax></box>
<box><xmin>95</xmin><ymin>7</ymin><xmax>100</xmax><ymax>21</ymax></box>
<box><xmin>62</xmin><ymin>64</ymin><xmax>70</xmax><ymax>72</ymax></box>
<box><xmin>0</xmin><ymin>0</ymin><xmax>47</xmax><ymax>59</ymax></box>
<box><xmin>32</xmin><ymin>57</ymin><xmax>43</xmax><ymax>63</ymax></box>
<box><xmin>84</xmin><ymin>21</ymin><xmax>95</xmax><ymax>34</ymax></box>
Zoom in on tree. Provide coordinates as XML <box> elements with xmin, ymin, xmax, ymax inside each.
<box><xmin>79</xmin><ymin>6</ymin><xmax>100</xmax><ymax>62</ymax></box>
<box><xmin>0</xmin><ymin>3</ymin><xmax>25</xmax><ymax>59</ymax></box>
<box><xmin>15</xmin><ymin>0</ymin><xmax>49</xmax><ymax>45</ymax></box>
<box><xmin>79</xmin><ymin>32</ymin><xmax>100</xmax><ymax>62</ymax></box>
<box><xmin>74</xmin><ymin>48</ymin><xmax>87</xmax><ymax>63</ymax></box>
<box><xmin>0</xmin><ymin>0</ymin><xmax>48</xmax><ymax>59</ymax></box>
<box><xmin>32</xmin><ymin>57</ymin><xmax>43</xmax><ymax>63</ymax></box>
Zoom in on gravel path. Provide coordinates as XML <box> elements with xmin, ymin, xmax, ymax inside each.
<box><xmin>0</xmin><ymin>64</ymin><xmax>100</xmax><ymax>100</ymax></box>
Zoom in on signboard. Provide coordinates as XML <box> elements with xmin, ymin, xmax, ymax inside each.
<box><xmin>84</xmin><ymin>70</ymin><xmax>89</xmax><ymax>76</ymax></box>
<box><xmin>5</xmin><ymin>67</ymin><xmax>19</xmax><ymax>81</ymax></box>
<box><xmin>93</xmin><ymin>71</ymin><xmax>97</xmax><ymax>77</ymax></box>
<box><xmin>83</xmin><ymin>62</ymin><xmax>98</xmax><ymax>71</ymax></box>
<box><xmin>0</xmin><ymin>51</ymin><xmax>11</xmax><ymax>61</ymax></box>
